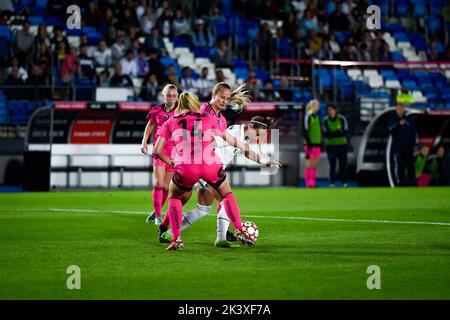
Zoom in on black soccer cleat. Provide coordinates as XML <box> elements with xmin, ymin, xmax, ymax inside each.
<box><xmin>158</xmin><ymin>224</ymin><xmax>170</xmax><ymax>243</ymax></box>
<box><xmin>226</xmin><ymin>230</ymin><xmax>238</xmax><ymax>242</ymax></box>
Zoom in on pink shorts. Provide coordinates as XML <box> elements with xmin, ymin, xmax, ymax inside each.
<box><xmin>172</xmin><ymin>163</ymin><xmax>226</xmax><ymax>191</ymax></box>
<box><xmin>152</xmin><ymin>144</ymin><xmax>175</xmax><ymax>172</ymax></box>
<box><xmin>417</xmin><ymin>173</ymin><xmax>431</xmax><ymax>187</ymax></box>
<box><xmin>304</xmin><ymin>146</ymin><xmax>321</xmax><ymax>160</ymax></box>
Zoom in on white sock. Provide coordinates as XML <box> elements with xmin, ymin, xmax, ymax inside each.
<box><xmin>168</xmin><ymin>204</ymin><xmax>211</xmax><ymax>236</ymax></box>
<box><xmin>217</xmin><ymin>201</ymin><xmax>230</xmax><ymax>241</ymax></box>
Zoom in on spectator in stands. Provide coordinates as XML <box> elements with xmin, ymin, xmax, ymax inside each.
<box><xmin>359</xmin><ymin>43</ymin><xmax>371</xmax><ymax>61</ymax></box>
<box><xmin>388</xmin><ymin>102</ymin><xmax>418</xmax><ymax>186</ymax></box>
<box><xmin>283</xmin><ymin>12</ymin><xmax>298</xmax><ymax>40</ymax></box>
<box><xmin>195</xmin><ymin>67</ymin><xmax>213</xmax><ymax>101</ymax></box>
<box><xmin>85</xmin><ymin>1</ymin><xmax>102</xmax><ymax>28</ymax></box>
<box><xmin>172</xmin><ymin>9</ymin><xmax>191</xmax><ymax>41</ymax></box>
<box><xmin>97</xmin><ymin>69</ymin><xmax>111</xmax><ymax>87</ymax></box>
<box><xmin>301</xmin><ymin>9</ymin><xmax>320</xmax><ymax>35</ymax></box>
<box><xmin>191</xmin><ymin>19</ymin><xmax>214</xmax><ymax>49</ymax></box>
<box><xmin>121</xmin><ymin>7</ymin><xmax>140</xmax><ymax>31</ymax></box>
<box><xmin>34</xmin><ymin>42</ymin><xmax>51</xmax><ymax>74</ymax></box>
<box><xmin>215</xmin><ymin>69</ymin><xmax>225</xmax><ymax>83</ymax></box>
<box><xmin>256</xmin><ymin>23</ymin><xmax>273</xmax><ymax>65</ymax></box>
<box><xmin>147</xmin><ymin>49</ymin><xmax>165</xmax><ymax>82</ymax></box>
<box><xmin>0</xmin><ymin>0</ymin><xmax>13</xmax><ymax>18</ymax></box>
<box><xmin>5</xmin><ymin>67</ymin><xmax>25</xmax><ymax>99</ymax></box>
<box><xmin>259</xmin><ymin>79</ymin><xmax>281</xmax><ymax>102</ymax></box>
<box><xmin>328</xmin><ymin>3</ymin><xmax>350</xmax><ymax>31</ymax></box>
<box><xmin>139</xmin><ymin>73</ymin><xmax>159</xmax><ymax>101</ymax></box>
<box><xmin>140</xmin><ymin>7</ymin><xmax>156</xmax><ymax>35</ymax></box>
<box><xmin>246</xmin><ymin>70</ymin><xmax>263</xmax><ymax>96</ymax></box>
<box><xmin>60</xmin><ymin>47</ymin><xmax>80</xmax><ymax>83</ymax></box>
<box><xmin>379</xmin><ymin>42</ymin><xmax>391</xmax><ymax>61</ymax></box>
<box><xmin>7</xmin><ymin>56</ymin><xmax>28</xmax><ymax>82</ymax></box>
<box><xmin>214</xmin><ymin>39</ymin><xmax>232</xmax><ymax>68</ymax></box>
<box><xmin>273</xmin><ymin>27</ymin><xmax>291</xmax><ymax>59</ymax></box>
<box><xmin>318</xmin><ymin>40</ymin><xmax>334</xmax><ymax>60</ymax></box>
<box><xmin>328</xmin><ymin>33</ymin><xmax>341</xmax><ymax>56</ymax></box>
<box><xmin>100</xmin><ymin>7</ymin><xmax>116</xmax><ymax>38</ymax></box>
<box><xmin>110</xmin><ymin>63</ymin><xmax>133</xmax><ymax>88</ymax></box>
<box><xmin>165</xmin><ymin>64</ymin><xmax>180</xmax><ymax>88</ymax></box>
<box><xmin>46</xmin><ymin>0</ymin><xmax>66</xmax><ymax>18</ymax></box>
<box><xmin>93</xmin><ymin>40</ymin><xmax>113</xmax><ymax>68</ymax></box>
<box><xmin>261</xmin><ymin>0</ymin><xmax>279</xmax><ymax>19</ymax></box>
<box><xmin>135</xmin><ymin>0</ymin><xmax>148</xmax><ymax>20</ymax></box>
<box><xmin>155</xmin><ymin>0</ymin><xmax>171</xmax><ymax>20</ymax></box>
<box><xmin>13</xmin><ymin>21</ymin><xmax>34</xmax><ymax>66</ymax></box>
<box><xmin>180</xmin><ymin>66</ymin><xmax>197</xmax><ymax>94</ymax></box>
<box><xmin>157</xmin><ymin>5</ymin><xmax>174</xmax><ymax>38</ymax></box>
<box><xmin>322</xmin><ymin>104</ymin><xmax>349</xmax><ymax>188</ymax></box>
<box><xmin>112</xmin><ymin>33</ymin><xmax>127</xmax><ymax>64</ymax></box>
<box><xmin>78</xmin><ymin>45</ymin><xmax>95</xmax><ymax>79</ymax></box>
<box><xmin>51</xmin><ymin>26</ymin><xmax>70</xmax><ymax>54</ymax></box>
<box><xmin>26</xmin><ymin>65</ymin><xmax>49</xmax><ymax>100</ymax></box>
<box><xmin>33</xmin><ymin>25</ymin><xmax>51</xmax><ymax>55</ymax></box>
<box><xmin>145</xmin><ymin>27</ymin><xmax>166</xmax><ymax>56</ymax></box>
<box><xmin>120</xmin><ymin>49</ymin><xmax>138</xmax><ymax>77</ymax></box>
<box><xmin>427</xmin><ymin>39</ymin><xmax>439</xmax><ymax>61</ymax></box>
<box><xmin>135</xmin><ymin>49</ymin><xmax>149</xmax><ymax>78</ymax></box>
<box><xmin>278</xmin><ymin>75</ymin><xmax>293</xmax><ymax>101</ymax></box>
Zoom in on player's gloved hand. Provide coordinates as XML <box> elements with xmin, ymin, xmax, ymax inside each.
<box><xmin>141</xmin><ymin>142</ymin><xmax>148</xmax><ymax>155</ymax></box>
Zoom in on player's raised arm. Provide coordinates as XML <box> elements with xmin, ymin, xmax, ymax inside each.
<box><xmin>222</xmin><ymin>131</ymin><xmax>281</xmax><ymax>168</ymax></box>
<box><xmin>141</xmin><ymin>121</ymin><xmax>155</xmax><ymax>155</ymax></box>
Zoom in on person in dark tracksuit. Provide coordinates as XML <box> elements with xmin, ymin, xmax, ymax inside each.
<box><xmin>388</xmin><ymin>103</ymin><xmax>418</xmax><ymax>186</ymax></box>
<box><xmin>322</xmin><ymin>104</ymin><xmax>349</xmax><ymax>187</ymax></box>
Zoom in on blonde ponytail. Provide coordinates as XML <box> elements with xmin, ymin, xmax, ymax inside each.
<box><xmin>306</xmin><ymin>99</ymin><xmax>320</xmax><ymax>113</ymax></box>
<box><xmin>177</xmin><ymin>92</ymin><xmax>200</xmax><ymax>113</ymax></box>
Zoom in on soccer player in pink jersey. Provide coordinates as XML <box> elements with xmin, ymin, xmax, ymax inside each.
<box><xmin>140</xmin><ymin>84</ymin><xmax>179</xmax><ymax>225</ymax></box>
<box><xmin>157</xmin><ymin>82</ymin><xmax>280</xmax><ymax>247</ymax></box>
<box><xmin>154</xmin><ymin>92</ymin><xmax>276</xmax><ymax>251</ymax></box>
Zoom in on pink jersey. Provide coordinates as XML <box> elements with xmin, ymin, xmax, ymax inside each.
<box><xmin>200</xmin><ymin>103</ymin><xmax>228</xmax><ymax>133</ymax></box>
<box><xmin>158</xmin><ymin>111</ymin><xmax>222</xmax><ymax>166</ymax></box>
<box><xmin>146</xmin><ymin>103</ymin><xmax>177</xmax><ymax>146</ymax></box>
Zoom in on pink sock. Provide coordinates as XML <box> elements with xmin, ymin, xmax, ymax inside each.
<box><xmin>162</xmin><ymin>212</ymin><xmax>170</xmax><ymax>227</ymax></box>
<box><xmin>153</xmin><ymin>187</ymin><xmax>163</xmax><ymax>218</ymax></box>
<box><xmin>311</xmin><ymin>168</ymin><xmax>317</xmax><ymax>187</ymax></box>
<box><xmin>162</xmin><ymin>189</ymin><xmax>169</xmax><ymax>206</ymax></box>
<box><xmin>304</xmin><ymin>168</ymin><xmax>310</xmax><ymax>187</ymax></box>
<box><xmin>168</xmin><ymin>198</ymin><xmax>182</xmax><ymax>241</ymax></box>
<box><xmin>222</xmin><ymin>192</ymin><xmax>242</xmax><ymax>230</ymax></box>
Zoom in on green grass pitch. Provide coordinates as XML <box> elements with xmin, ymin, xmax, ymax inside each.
<box><xmin>0</xmin><ymin>187</ymin><xmax>449</xmax><ymax>300</ymax></box>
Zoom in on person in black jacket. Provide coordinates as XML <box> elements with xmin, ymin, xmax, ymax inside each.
<box><xmin>388</xmin><ymin>103</ymin><xmax>418</xmax><ymax>186</ymax></box>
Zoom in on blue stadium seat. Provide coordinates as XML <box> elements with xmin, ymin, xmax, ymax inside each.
<box><xmin>160</xmin><ymin>57</ymin><xmax>177</xmax><ymax>67</ymax></box>
<box><xmin>391</xmin><ymin>51</ymin><xmax>405</xmax><ymax>61</ymax></box>
<box><xmin>192</xmin><ymin>47</ymin><xmax>209</xmax><ymax>58</ymax></box>
<box><xmin>395</xmin><ymin>0</ymin><xmax>409</xmax><ymax>16</ymax></box>
<box><xmin>402</xmin><ymin>79</ymin><xmax>419</xmax><ymax>91</ymax></box>
<box><xmin>233</xmin><ymin>67</ymin><xmax>248</xmax><ymax>80</ymax></box>
<box><xmin>380</xmin><ymin>69</ymin><xmax>397</xmax><ymax>80</ymax></box>
<box><xmin>28</xmin><ymin>16</ymin><xmax>43</xmax><ymax>25</ymax></box>
<box><xmin>255</xmin><ymin>68</ymin><xmax>268</xmax><ymax>82</ymax></box>
<box><xmin>36</xmin><ymin>0</ymin><xmax>48</xmax><ymax>8</ymax></box>
<box><xmin>273</xmin><ymin>38</ymin><xmax>291</xmax><ymax>58</ymax></box>
<box><xmin>233</xmin><ymin>58</ymin><xmax>248</xmax><ymax>69</ymax></box>
<box><xmin>426</xmin><ymin>15</ymin><xmax>442</xmax><ymax>36</ymax></box>
<box><xmin>214</xmin><ymin>19</ymin><xmax>229</xmax><ymax>38</ymax></box>
<box><xmin>430</xmin><ymin>0</ymin><xmax>444</xmax><ymax>16</ymax></box>
<box><xmin>412</xmin><ymin>0</ymin><xmax>426</xmax><ymax>18</ymax></box>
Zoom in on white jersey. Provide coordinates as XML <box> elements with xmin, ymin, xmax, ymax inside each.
<box><xmin>214</xmin><ymin>124</ymin><xmax>247</xmax><ymax>169</ymax></box>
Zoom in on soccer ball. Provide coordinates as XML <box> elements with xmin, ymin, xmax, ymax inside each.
<box><xmin>240</xmin><ymin>221</ymin><xmax>259</xmax><ymax>244</ymax></box>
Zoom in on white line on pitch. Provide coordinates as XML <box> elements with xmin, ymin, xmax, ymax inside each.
<box><xmin>10</xmin><ymin>208</ymin><xmax>450</xmax><ymax>227</ymax></box>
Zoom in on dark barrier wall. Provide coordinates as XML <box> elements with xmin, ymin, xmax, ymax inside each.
<box><xmin>23</xmin><ymin>151</ymin><xmax>50</xmax><ymax>191</ymax></box>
